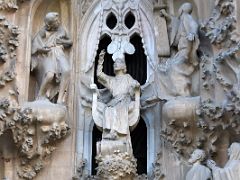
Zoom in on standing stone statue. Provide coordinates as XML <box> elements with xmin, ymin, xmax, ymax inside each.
<box><xmin>186</xmin><ymin>149</ymin><xmax>212</xmax><ymax>180</ymax></box>
<box><xmin>31</xmin><ymin>12</ymin><xmax>72</xmax><ymax>104</ymax></box>
<box><xmin>207</xmin><ymin>142</ymin><xmax>240</xmax><ymax>180</ymax></box>
<box><xmin>158</xmin><ymin>2</ymin><xmax>199</xmax><ymax>99</ymax></box>
<box><xmin>91</xmin><ymin>50</ymin><xmax>140</xmax><ymax>179</ymax></box>
<box><xmin>92</xmin><ymin>49</ymin><xmax>140</xmax><ymax>142</ymax></box>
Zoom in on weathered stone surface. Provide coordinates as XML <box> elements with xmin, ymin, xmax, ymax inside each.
<box><xmin>1</xmin><ymin>0</ymin><xmax>240</xmax><ymax>179</ymax></box>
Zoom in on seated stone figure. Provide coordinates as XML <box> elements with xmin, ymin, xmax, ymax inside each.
<box><xmin>158</xmin><ymin>3</ymin><xmax>199</xmax><ymax>100</ymax></box>
<box><xmin>186</xmin><ymin>149</ymin><xmax>212</xmax><ymax>180</ymax></box>
<box><xmin>91</xmin><ymin>50</ymin><xmax>140</xmax><ymax>153</ymax></box>
<box><xmin>31</xmin><ymin>12</ymin><xmax>72</xmax><ymax>104</ymax></box>
<box><xmin>207</xmin><ymin>142</ymin><xmax>240</xmax><ymax>180</ymax></box>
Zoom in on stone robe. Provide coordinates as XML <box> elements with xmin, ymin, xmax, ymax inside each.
<box><xmin>97</xmin><ymin>73</ymin><xmax>139</xmax><ymax>135</ymax></box>
<box><xmin>186</xmin><ymin>163</ymin><xmax>212</xmax><ymax>180</ymax></box>
<box><xmin>31</xmin><ymin>26</ymin><xmax>70</xmax><ymax>98</ymax></box>
<box><xmin>158</xmin><ymin>12</ymin><xmax>199</xmax><ymax>100</ymax></box>
<box><xmin>212</xmin><ymin>143</ymin><xmax>240</xmax><ymax>180</ymax></box>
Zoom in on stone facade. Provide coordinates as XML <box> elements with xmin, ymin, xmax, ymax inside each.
<box><xmin>0</xmin><ymin>0</ymin><xmax>240</xmax><ymax>180</ymax></box>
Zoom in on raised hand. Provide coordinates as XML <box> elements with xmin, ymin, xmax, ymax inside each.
<box><xmin>207</xmin><ymin>159</ymin><xmax>217</xmax><ymax>169</ymax></box>
<box><xmin>186</xmin><ymin>33</ymin><xmax>195</xmax><ymax>41</ymax></box>
<box><xmin>98</xmin><ymin>49</ymin><xmax>106</xmax><ymax>65</ymax></box>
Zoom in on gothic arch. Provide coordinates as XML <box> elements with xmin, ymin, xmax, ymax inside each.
<box><xmin>78</xmin><ymin>0</ymin><xmax>159</xmax><ymax>177</ymax></box>
<box><xmin>79</xmin><ymin>0</ymin><xmax>157</xmax><ymax>82</ymax></box>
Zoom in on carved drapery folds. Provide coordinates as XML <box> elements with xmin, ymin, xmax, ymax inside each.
<box><xmin>91</xmin><ymin>48</ymin><xmax>140</xmax><ymax>179</ymax></box>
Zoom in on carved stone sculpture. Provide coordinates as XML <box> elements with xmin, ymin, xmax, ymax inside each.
<box><xmin>3</xmin><ymin>0</ymin><xmax>240</xmax><ymax>179</ymax></box>
<box><xmin>91</xmin><ymin>50</ymin><xmax>140</xmax><ymax>179</ymax></box>
<box><xmin>158</xmin><ymin>2</ymin><xmax>201</xmax><ymax>158</ymax></box>
<box><xmin>207</xmin><ymin>142</ymin><xmax>240</xmax><ymax>180</ymax></box>
<box><xmin>186</xmin><ymin>149</ymin><xmax>212</xmax><ymax>180</ymax></box>
<box><xmin>157</xmin><ymin>2</ymin><xmax>199</xmax><ymax>99</ymax></box>
<box><xmin>13</xmin><ymin>101</ymin><xmax>69</xmax><ymax>179</ymax></box>
<box><xmin>92</xmin><ymin>50</ymin><xmax>140</xmax><ymax>141</ymax></box>
<box><xmin>0</xmin><ymin>0</ymin><xmax>29</xmax><ymax>10</ymax></box>
<box><xmin>11</xmin><ymin>12</ymin><xmax>73</xmax><ymax>179</ymax></box>
<box><xmin>31</xmin><ymin>12</ymin><xmax>72</xmax><ymax>104</ymax></box>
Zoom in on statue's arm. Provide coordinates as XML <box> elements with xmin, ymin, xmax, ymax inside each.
<box><xmin>97</xmin><ymin>50</ymin><xmax>111</xmax><ymax>89</ymax></box>
<box><xmin>160</xmin><ymin>9</ymin><xmax>172</xmax><ymax>22</ymax></box>
<box><xmin>134</xmin><ymin>81</ymin><xmax>140</xmax><ymax>101</ymax></box>
<box><xmin>183</xmin><ymin>14</ymin><xmax>199</xmax><ymax>41</ymax></box>
<box><xmin>56</xmin><ymin>27</ymin><xmax>73</xmax><ymax>48</ymax></box>
<box><xmin>31</xmin><ymin>28</ymin><xmax>50</xmax><ymax>55</ymax></box>
<box><xmin>207</xmin><ymin>159</ymin><xmax>222</xmax><ymax>171</ymax></box>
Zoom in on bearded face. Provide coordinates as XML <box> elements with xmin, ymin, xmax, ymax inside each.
<box><xmin>188</xmin><ymin>149</ymin><xmax>206</xmax><ymax>164</ymax></box>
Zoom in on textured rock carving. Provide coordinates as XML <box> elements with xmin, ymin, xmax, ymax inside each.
<box><xmin>96</xmin><ymin>151</ymin><xmax>137</xmax><ymax>180</ymax></box>
<box><xmin>72</xmin><ymin>159</ymin><xmax>87</xmax><ymax>179</ymax></box>
<box><xmin>0</xmin><ymin>0</ymin><xmax>30</xmax><ymax>10</ymax></box>
<box><xmin>0</xmin><ymin>16</ymin><xmax>19</xmax><ymax>88</ymax></box>
<box><xmin>202</xmin><ymin>0</ymin><xmax>235</xmax><ymax>46</ymax></box>
<box><xmin>31</xmin><ymin>12</ymin><xmax>72</xmax><ymax>104</ymax></box>
<box><xmin>16</xmin><ymin>100</ymin><xmax>70</xmax><ymax>179</ymax></box>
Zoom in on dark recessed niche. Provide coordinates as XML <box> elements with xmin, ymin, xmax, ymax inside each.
<box><xmin>92</xmin><ymin>125</ymin><xmax>102</xmax><ymax>175</ymax></box>
<box><xmin>125</xmin><ymin>12</ymin><xmax>135</xmax><ymax>29</ymax></box>
<box><xmin>131</xmin><ymin>118</ymin><xmax>147</xmax><ymax>174</ymax></box>
<box><xmin>94</xmin><ymin>35</ymin><xmax>114</xmax><ymax>89</ymax></box>
<box><xmin>126</xmin><ymin>33</ymin><xmax>147</xmax><ymax>85</ymax></box>
<box><xmin>106</xmin><ymin>12</ymin><xmax>117</xmax><ymax>30</ymax></box>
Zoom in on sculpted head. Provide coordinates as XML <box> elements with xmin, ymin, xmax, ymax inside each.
<box><xmin>220</xmin><ymin>2</ymin><xmax>234</xmax><ymax>16</ymax></box>
<box><xmin>188</xmin><ymin>149</ymin><xmax>206</xmax><ymax>164</ymax></box>
<box><xmin>44</xmin><ymin>12</ymin><xmax>60</xmax><ymax>31</ymax></box>
<box><xmin>113</xmin><ymin>57</ymin><xmax>127</xmax><ymax>74</ymax></box>
<box><xmin>178</xmin><ymin>3</ymin><xmax>193</xmax><ymax>16</ymax></box>
<box><xmin>228</xmin><ymin>142</ymin><xmax>240</xmax><ymax>161</ymax></box>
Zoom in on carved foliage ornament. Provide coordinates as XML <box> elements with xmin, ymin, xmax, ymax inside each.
<box><xmin>157</xmin><ymin>1</ymin><xmax>240</xmax><ymax>176</ymax></box>
<box><xmin>0</xmin><ymin>0</ymin><xmax>30</xmax><ymax>10</ymax></box>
